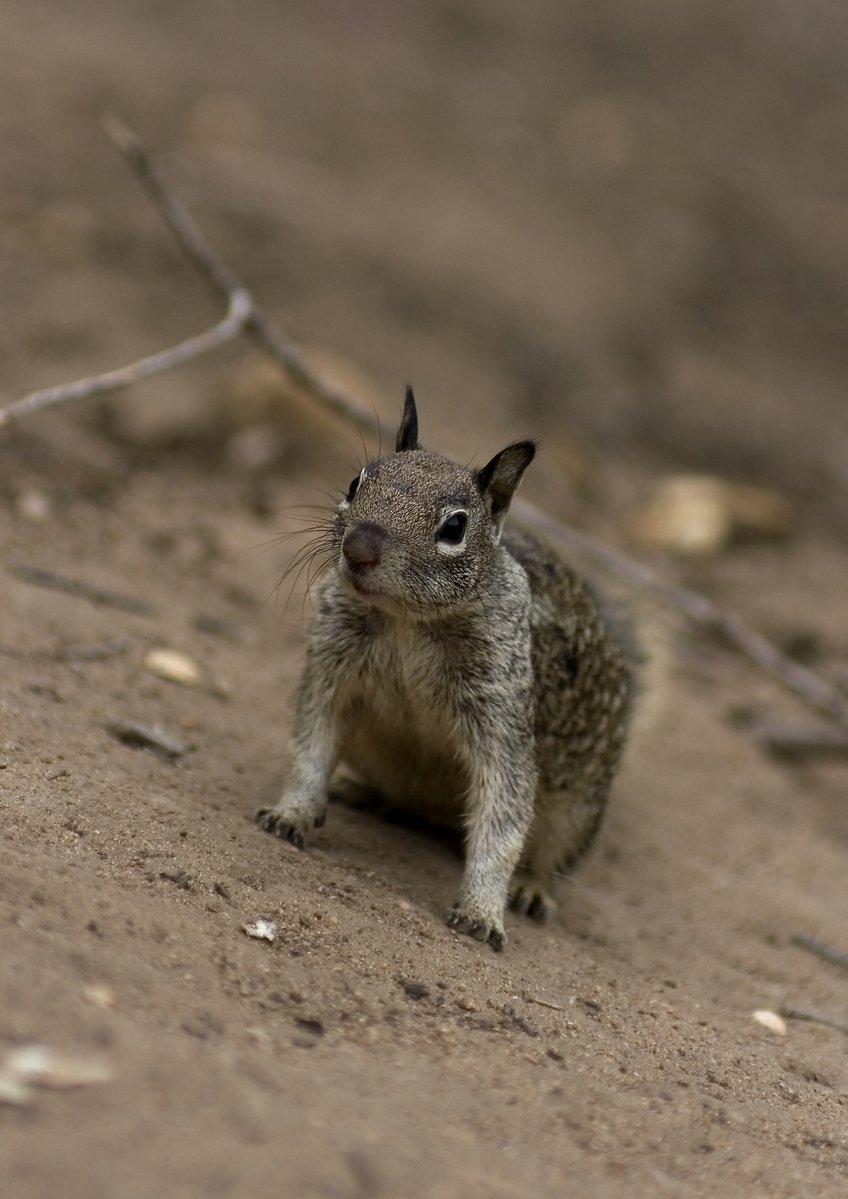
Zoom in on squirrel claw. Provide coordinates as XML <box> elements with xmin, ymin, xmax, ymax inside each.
<box><xmin>256</xmin><ymin>808</ymin><xmax>306</xmax><ymax>849</ymax></box>
<box><xmin>447</xmin><ymin>908</ymin><xmax>506</xmax><ymax>952</ymax></box>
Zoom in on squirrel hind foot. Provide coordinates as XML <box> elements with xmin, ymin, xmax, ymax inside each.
<box><xmin>509</xmin><ymin>879</ymin><xmax>556</xmax><ymax>923</ymax></box>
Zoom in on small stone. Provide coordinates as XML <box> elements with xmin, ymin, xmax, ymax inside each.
<box><xmin>82</xmin><ymin>984</ymin><xmax>116</xmax><ymax>1010</ymax></box>
<box><xmin>105</xmin><ymin>721</ymin><xmax>187</xmax><ymax>760</ymax></box>
<box><xmin>401</xmin><ymin>980</ymin><xmax>429</xmax><ymax>1001</ymax></box>
<box><xmin>15</xmin><ymin>488</ymin><xmax>51</xmax><ymax>523</ymax></box>
<box><xmin>144</xmin><ymin>648</ymin><xmax>201</xmax><ymax>687</ymax></box>
<box><xmin>752</xmin><ymin>1009</ymin><xmax>787</xmax><ymax>1036</ymax></box>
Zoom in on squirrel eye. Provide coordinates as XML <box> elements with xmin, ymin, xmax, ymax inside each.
<box><xmin>437</xmin><ymin>512</ymin><xmax>467</xmax><ymax>544</ymax></box>
<box><xmin>346</xmin><ymin>471</ymin><xmax>364</xmax><ymax>503</ymax></box>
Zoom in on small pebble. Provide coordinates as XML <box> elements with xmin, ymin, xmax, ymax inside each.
<box><xmin>106</xmin><ymin>720</ymin><xmax>187</xmax><ymax>760</ymax></box>
<box><xmin>752</xmin><ymin>1009</ymin><xmax>787</xmax><ymax>1036</ymax></box>
<box><xmin>144</xmin><ymin>648</ymin><xmax>201</xmax><ymax>687</ymax></box>
<box><xmin>15</xmin><ymin>488</ymin><xmax>51</xmax><ymax>523</ymax></box>
<box><xmin>82</xmin><ymin>984</ymin><xmax>116</xmax><ymax>1010</ymax></box>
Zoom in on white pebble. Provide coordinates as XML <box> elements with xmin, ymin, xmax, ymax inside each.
<box><xmin>752</xmin><ymin>1009</ymin><xmax>787</xmax><ymax>1036</ymax></box>
<box><xmin>144</xmin><ymin>648</ymin><xmax>201</xmax><ymax>687</ymax></box>
<box><xmin>15</xmin><ymin>488</ymin><xmax>52</xmax><ymax>522</ymax></box>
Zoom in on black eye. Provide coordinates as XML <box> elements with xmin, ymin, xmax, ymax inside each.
<box><xmin>437</xmin><ymin>512</ymin><xmax>467</xmax><ymax>544</ymax></box>
<box><xmin>346</xmin><ymin>473</ymin><xmax>362</xmax><ymax>503</ymax></box>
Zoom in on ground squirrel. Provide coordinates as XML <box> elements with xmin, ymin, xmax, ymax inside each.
<box><xmin>258</xmin><ymin>389</ymin><xmax>641</xmax><ymax>950</ymax></box>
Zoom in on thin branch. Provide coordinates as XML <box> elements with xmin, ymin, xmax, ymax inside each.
<box><xmin>0</xmin><ymin>637</ymin><xmax>130</xmax><ymax>662</ymax></box>
<box><xmin>526</xmin><ymin>996</ymin><xmax>568</xmax><ymax>1012</ymax></box>
<box><xmin>1</xmin><ymin>118</ymin><xmax>847</xmax><ymax>736</ymax></box>
<box><xmin>10</xmin><ymin>561</ymin><xmax>155</xmax><ymax>616</ymax></box>
<box><xmin>780</xmin><ymin>1006</ymin><xmax>848</xmax><ymax>1037</ymax></box>
<box><xmin>792</xmin><ymin>934</ymin><xmax>848</xmax><ymax>973</ymax></box>
<box><xmin>753</xmin><ymin>721</ymin><xmax>848</xmax><ymax>762</ymax></box>
<box><xmin>102</xmin><ymin>115</ymin><xmax>374</xmax><ymax>431</ymax></box>
<box><xmin>0</xmin><ymin>289</ymin><xmax>251</xmax><ymax>429</ymax></box>
<box><xmin>515</xmin><ymin>500</ymin><xmax>848</xmax><ymax>730</ymax></box>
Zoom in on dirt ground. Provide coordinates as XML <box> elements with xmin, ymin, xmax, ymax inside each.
<box><xmin>1</xmin><ymin>2</ymin><xmax>847</xmax><ymax>1196</ymax></box>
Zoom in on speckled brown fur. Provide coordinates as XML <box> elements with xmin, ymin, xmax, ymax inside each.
<box><xmin>258</xmin><ymin>390</ymin><xmax>641</xmax><ymax>949</ymax></box>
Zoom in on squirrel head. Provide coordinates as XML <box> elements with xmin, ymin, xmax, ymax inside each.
<box><xmin>332</xmin><ymin>388</ymin><xmax>536</xmax><ymax>618</ymax></box>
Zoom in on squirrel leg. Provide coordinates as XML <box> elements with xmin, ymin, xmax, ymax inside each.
<box><xmin>510</xmin><ymin>785</ymin><xmax>608</xmax><ymax>921</ymax></box>
<box><xmin>256</xmin><ymin>674</ymin><xmax>339</xmax><ymax>849</ymax></box>
<box><xmin>448</xmin><ymin>751</ymin><xmax>536</xmax><ymax>952</ymax></box>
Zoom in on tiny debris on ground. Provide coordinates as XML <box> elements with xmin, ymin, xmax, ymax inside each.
<box><xmin>105</xmin><ymin>720</ymin><xmax>188</xmax><ymax>759</ymax></box>
<box><xmin>0</xmin><ymin>1043</ymin><xmax>114</xmax><ymax>1106</ymax></box>
<box><xmin>401</xmin><ymin>980</ymin><xmax>430</xmax><ymax>1001</ymax></box>
<box><xmin>241</xmin><ymin>919</ymin><xmax>277</xmax><ymax>942</ymax></box>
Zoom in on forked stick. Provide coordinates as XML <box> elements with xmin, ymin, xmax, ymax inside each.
<box><xmin>1</xmin><ymin>118</ymin><xmax>846</xmax><ymax>733</ymax></box>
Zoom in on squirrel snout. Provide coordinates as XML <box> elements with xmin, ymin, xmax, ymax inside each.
<box><xmin>342</xmin><ymin>522</ymin><xmax>386</xmax><ymax>570</ymax></box>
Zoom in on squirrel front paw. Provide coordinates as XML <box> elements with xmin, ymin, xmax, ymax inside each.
<box><xmin>447</xmin><ymin>905</ymin><xmax>506</xmax><ymax>952</ymax></box>
<box><xmin>256</xmin><ymin>804</ymin><xmax>326</xmax><ymax>849</ymax></box>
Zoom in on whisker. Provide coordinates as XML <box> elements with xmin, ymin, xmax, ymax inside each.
<box><xmin>264</xmin><ymin>536</ymin><xmax>330</xmax><ymax>610</ymax></box>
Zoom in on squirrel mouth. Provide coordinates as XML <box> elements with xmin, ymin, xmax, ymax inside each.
<box><xmin>340</xmin><ymin>562</ymin><xmax>387</xmax><ymax>601</ymax></box>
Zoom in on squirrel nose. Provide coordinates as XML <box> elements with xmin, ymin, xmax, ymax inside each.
<box><xmin>342</xmin><ymin>522</ymin><xmax>386</xmax><ymax>568</ymax></box>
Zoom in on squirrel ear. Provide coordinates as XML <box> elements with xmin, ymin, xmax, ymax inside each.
<box><xmin>396</xmin><ymin>386</ymin><xmax>420</xmax><ymax>452</ymax></box>
<box><xmin>477</xmin><ymin>440</ymin><xmax>536</xmax><ymax>520</ymax></box>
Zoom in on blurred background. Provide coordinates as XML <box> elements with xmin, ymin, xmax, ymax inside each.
<box><xmin>3</xmin><ymin>0</ymin><xmax>847</xmax><ymax>527</ymax></box>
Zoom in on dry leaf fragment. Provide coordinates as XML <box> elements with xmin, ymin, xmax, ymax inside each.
<box><xmin>632</xmin><ymin>475</ymin><xmax>793</xmax><ymax>556</ymax></box>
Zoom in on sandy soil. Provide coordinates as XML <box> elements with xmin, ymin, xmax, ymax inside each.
<box><xmin>1</xmin><ymin>3</ymin><xmax>847</xmax><ymax>1196</ymax></box>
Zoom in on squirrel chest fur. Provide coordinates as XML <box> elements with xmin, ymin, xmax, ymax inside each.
<box><xmin>258</xmin><ymin>389</ymin><xmax>639</xmax><ymax>950</ymax></box>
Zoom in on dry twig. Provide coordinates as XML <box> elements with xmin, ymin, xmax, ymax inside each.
<box><xmin>792</xmin><ymin>934</ymin><xmax>848</xmax><ymax>973</ymax></box>
<box><xmin>512</xmin><ymin>501</ymin><xmax>848</xmax><ymax>729</ymax></box>
<box><xmin>0</xmin><ymin>637</ymin><xmax>130</xmax><ymax>662</ymax></box>
<box><xmin>102</xmin><ymin>115</ymin><xmax>373</xmax><ymax>429</ymax></box>
<box><xmin>753</xmin><ymin>721</ymin><xmax>848</xmax><ymax>762</ymax></box>
<box><xmin>0</xmin><ymin>289</ymin><xmax>251</xmax><ymax>430</ymax></box>
<box><xmin>10</xmin><ymin>562</ymin><xmax>155</xmax><ymax>616</ymax></box>
<box><xmin>526</xmin><ymin>996</ymin><xmax>568</xmax><ymax>1013</ymax></box>
<box><xmin>780</xmin><ymin>1006</ymin><xmax>848</xmax><ymax>1037</ymax></box>
<box><xmin>1</xmin><ymin>118</ymin><xmax>847</xmax><ymax>734</ymax></box>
